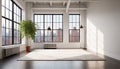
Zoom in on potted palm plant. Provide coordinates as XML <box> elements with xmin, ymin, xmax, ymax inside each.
<box><xmin>20</xmin><ymin>20</ymin><xmax>36</xmax><ymax>52</ymax></box>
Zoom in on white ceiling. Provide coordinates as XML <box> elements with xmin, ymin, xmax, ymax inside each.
<box><xmin>24</xmin><ymin>0</ymin><xmax>97</xmax><ymax>12</ymax></box>
<box><xmin>23</xmin><ymin>0</ymin><xmax>97</xmax><ymax>3</ymax></box>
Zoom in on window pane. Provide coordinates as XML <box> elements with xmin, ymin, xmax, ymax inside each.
<box><xmin>18</xmin><ymin>16</ymin><xmax>19</xmax><ymax>22</ymax></box>
<box><xmin>6</xmin><ymin>29</ymin><xmax>12</xmax><ymax>36</ymax></box>
<box><xmin>53</xmin><ymin>30</ymin><xmax>62</xmax><ymax>42</ymax></box>
<box><xmin>53</xmin><ymin>23</ymin><xmax>57</xmax><ymax>29</ymax></box>
<box><xmin>6</xmin><ymin>9</ymin><xmax>10</xmax><ymax>18</ymax></box>
<box><xmin>69</xmin><ymin>14</ymin><xmax>80</xmax><ymax>42</ymax></box>
<box><xmin>16</xmin><ymin>16</ymin><xmax>18</xmax><ymax>22</ymax></box>
<box><xmin>37</xmin><ymin>15</ymin><xmax>40</xmax><ymax>22</ymax></box>
<box><xmin>59</xmin><ymin>15</ymin><xmax>62</xmax><ymax>22</ymax></box>
<box><xmin>35</xmin><ymin>15</ymin><xmax>38</xmax><ymax>22</ymax></box>
<box><xmin>1</xmin><ymin>0</ymin><xmax>22</xmax><ymax>45</ymax></box>
<box><xmin>45</xmin><ymin>23</ymin><xmax>52</xmax><ymax>29</ymax></box>
<box><xmin>35</xmin><ymin>30</ymin><xmax>44</xmax><ymax>42</ymax></box>
<box><xmin>6</xmin><ymin>0</ymin><xmax>10</xmax><ymax>9</ymax></box>
<box><xmin>34</xmin><ymin>14</ymin><xmax>63</xmax><ymax>42</ymax></box>
<box><xmin>40</xmin><ymin>15</ymin><xmax>43</xmax><ymax>22</ymax></box>
<box><xmin>70</xmin><ymin>30</ymin><xmax>80</xmax><ymax>42</ymax></box>
<box><xmin>2</xmin><ymin>37</ymin><xmax>5</xmax><ymax>45</ymax></box>
<box><xmin>14</xmin><ymin>30</ymin><xmax>17</xmax><ymax>36</ymax></box>
<box><xmin>18</xmin><ymin>17</ymin><xmax>21</xmax><ymax>22</ymax></box>
<box><xmin>16</xmin><ymin>24</ymin><xmax>19</xmax><ymax>30</ymax></box>
<box><xmin>2</xmin><ymin>28</ymin><xmax>5</xmax><ymax>36</ymax></box>
<box><xmin>18</xmin><ymin>9</ymin><xmax>20</xmax><ymax>16</ymax></box>
<box><xmin>6</xmin><ymin>20</ymin><xmax>9</xmax><ymax>28</ymax></box>
<box><xmin>76</xmin><ymin>15</ymin><xmax>79</xmax><ymax>22</ymax></box>
<box><xmin>10</xmin><ymin>1</ymin><xmax>12</xmax><ymax>11</ymax></box>
<box><xmin>14</xmin><ymin>4</ymin><xmax>17</xmax><ymax>13</ymax></box>
<box><xmin>53</xmin><ymin>15</ymin><xmax>57</xmax><ymax>22</ymax></box>
<box><xmin>6</xmin><ymin>36</ymin><xmax>12</xmax><ymax>45</ymax></box>
<box><xmin>14</xmin><ymin>23</ymin><xmax>17</xmax><ymax>30</ymax></box>
<box><xmin>45</xmin><ymin>15</ymin><xmax>52</xmax><ymax>22</ymax></box>
<box><xmin>69</xmin><ymin>15</ymin><xmax>72</xmax><ymax>22</ymax></box>
<box><xmin>36</xmin><ymin>23</ymin><xmax>43</xmax><ymax>29</ymax></box>
<box><xmin>16</xmin><ymin>7</ymin><xmax>18</xmax><ymax>15</ymax></box>
<box><xmin>18</xmin><ymin>35</ymin><xmax>21</xmax><ymax>43</ymax></box>
<box><xmin>14</xmin><ymin>14</ymin><xmax>17</xmax><ymax>22</ymax></box>
<box><xmin>10</xmin><ymin>11</ymin><xmax>12</xmax><ymax>19</ymax></box>
<box><xmin>17</xmin><ymin>36</ymin><xmax>20</xmax><ymax>43</ymax></box>
<box><xmin>10</xmin><ymin>21</ymin><xmax>12</xmax><ymax>28</ymax></box>
<box><xmin>14</xmin><ymin>30</ymin><xmax>19</xmax><ymax>44</ymax></box>
<box><xmin>45</xmin><ymin>30</ymin><xmax>52</xmax><ymax>42</ymax></box>
<box><xmin>2</xmin><ymin>18</ymin><xmax>5</xmax><ymax>27</ymax></box>
<box><xmin>53</xmin><ymin>23</ymin><xmax>62</xmax><ymax>29</ymax></box>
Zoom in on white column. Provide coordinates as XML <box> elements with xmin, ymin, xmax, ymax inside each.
<box><xmin>25</xmin><ymin>2</ymin><xmax>35</xmax><ymax>49</ymax></box>
<box><xmin>25</xmin><ymin>2</ymin><xmax>32</xmax><ymax>20</ymax></box>
<box><xmin>0</xmin><ymin>0</ymin><xmax>2</xmax><ymax>59</ymax></box>
<box><xmin>63</xmin><ymin>13</ymin><xmax>69</xmax><ymax>46</ymax></box>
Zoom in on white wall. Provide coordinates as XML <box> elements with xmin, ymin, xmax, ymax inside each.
<box><xmin>87</xmin><ymin>0</ymin><xmax>120</xmax><ymax>60</ymax></box>
<box><xmin>25</xmin><ymin>2</ymin><xmax>87</xmax><ymax>49</ymax></box>
<box><xmin>33</xmin><ymin>10</ymin><xmax>86</xmax><ymax>49</ymax></box>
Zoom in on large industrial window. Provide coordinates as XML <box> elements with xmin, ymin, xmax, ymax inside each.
<box><xmin>34</xmin><ymin>14</ymin><xmax>63</xmax><ymax>42</ymax></box>
<box><xmin>2</xmin><ymin>0</ymin><xmax>22</xmax><ymax>45</ymax></box>
<box><xmin>69</xmin><ymin>14</ymin><xmax>80</xmax><ymax>42</ymax></box>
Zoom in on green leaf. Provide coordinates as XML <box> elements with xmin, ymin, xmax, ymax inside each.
<box><xmin>20</xmin><ymin>20</ymin><xmax>36</xmax><ymax>40</ymax></box>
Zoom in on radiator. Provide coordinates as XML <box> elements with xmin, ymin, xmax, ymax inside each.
<box><xmin>44</xmin><ymin>44</ymin><xmax>57</xmax><ymax>49</ymax></box>
<box><xmin>2</xmin><ymin>47</ymin><xmax>20</xmax><ymax>58</ymax></box>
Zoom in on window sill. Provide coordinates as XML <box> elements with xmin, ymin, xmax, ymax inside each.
<box><xmin>2</xmin><ymin>44</ymin><xmax>25</xmax><ymax>49</ymax></box>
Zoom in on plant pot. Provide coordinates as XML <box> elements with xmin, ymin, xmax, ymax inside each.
<box><xmin>26</xmin><ymin>46</ymin><xmax>31</xmax><ymax>52</ymax></box>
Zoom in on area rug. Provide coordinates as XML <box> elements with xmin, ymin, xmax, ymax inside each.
<box><xmin>18</xmin><ymin>49</ymin><xmax>105</xmax><ymax>61</ymax></box>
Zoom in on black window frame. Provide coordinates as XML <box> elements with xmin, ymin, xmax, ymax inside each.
<box><xmin>2</xmin><ymin>0</ymin><xmax>22</xmax><ymax>46</ymax></box>
<box><xmin>69</xmin><ymin>14</ymin><xmax>80</xmax><ymax>42</ymax></box>
<box><xmin>34</xmin><ymin>14</ymin><xmax>63</xmax><ymax>43</ymax></box>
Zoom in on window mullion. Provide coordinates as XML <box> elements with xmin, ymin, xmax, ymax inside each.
<box><xmin>52</xmin><ymin>14</ymin><xmax>53</xmax><ymax>42</ymax></box>
<box><xmin>12</xmin><ymin>2</ymin><xmax>14</xmax><ymax>44</ymax></box>
<box><xmin>20</xmin><ymin>8</ymin><xmax>22</xmax><ymax>44</ymax></box>
<box><xmin>43</xmin><ymin>15</ymin><xmax>45</xmax><ymax>42</ymax></box>
<box><xmin>4</xmin><ymin>0</ymin><xmax>6</xmax><ymax>45</ymax></box>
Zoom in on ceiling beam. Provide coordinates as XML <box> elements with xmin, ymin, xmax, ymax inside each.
<box><xmin>50</xmin><ymin>2</ymin><xmax>53</xmax><ymax>6</ymax></box>
<box><xmin>23</xmin><ymin>0</ymin><xmax>85</xmax><ymax>2</ymax></box>
<box><xmin>66</xmin><ymin>0</ymin><xmax>71</xmax><ymax>13</ymax></box>
<box><xmin>32</xmin><ymin>8</ymin><xmax>87</xmax><ymax>11</ymax></box>
<box><xmin>63</xmin><ymin>1</ymin><xmax>66</xmax><ymax>6</ymax></box>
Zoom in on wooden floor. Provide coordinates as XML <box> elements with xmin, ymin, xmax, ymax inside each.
<box><xmin>0</xmin><ymin>52</ymin><xmax>120</xmax><ymax>69</ymax></box>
